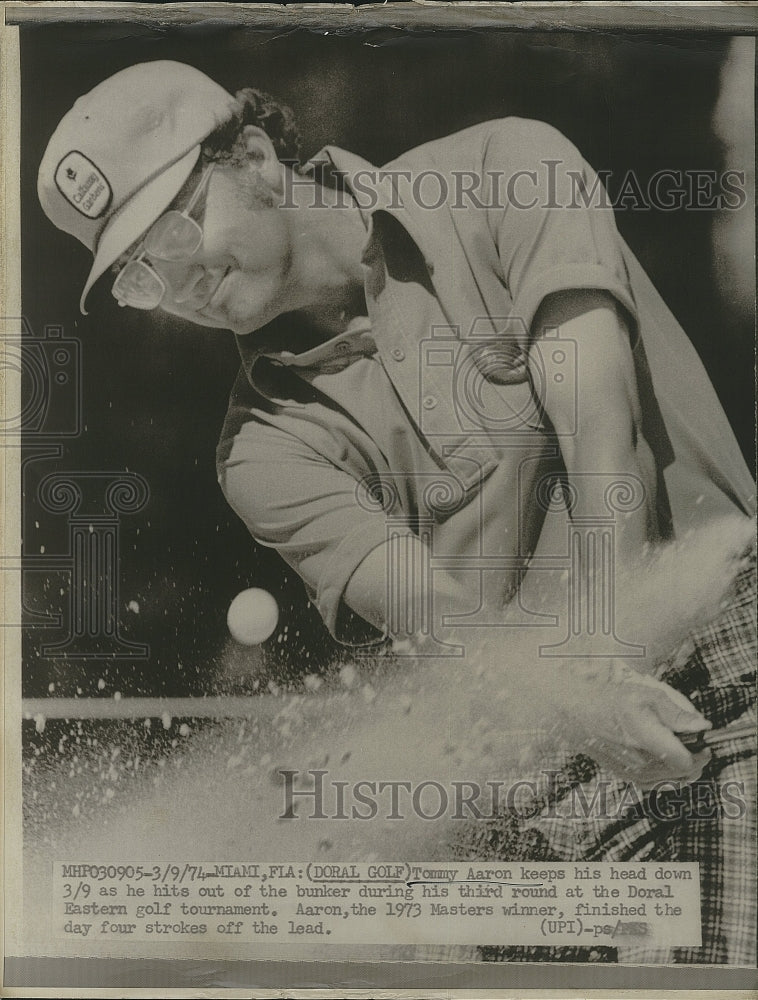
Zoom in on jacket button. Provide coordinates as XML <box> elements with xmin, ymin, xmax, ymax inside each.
<box><xmin>335</xmin><ymin>341</ymin><xmax>350</xmax><ymax>354</ymax></box>
<box><xmin>391</xmin><ymin>348</ymin><xmax>406</xmax><ymax>361</ymax></box>
<box><xmin>422</xmin><ymin>395</ymin><xmax>438</xmax><ymax>410</ymax></box>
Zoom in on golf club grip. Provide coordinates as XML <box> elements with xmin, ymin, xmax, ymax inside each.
<box><xmin>676</xmin><ymin>720</ymin><xmax>755</xmax><ymax>752</ymax></box>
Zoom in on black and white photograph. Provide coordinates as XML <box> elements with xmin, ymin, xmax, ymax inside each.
<box><xmin>3</xmin><ymin>3</ymin><xmax>757</xmax><ymax>994</ymax></box>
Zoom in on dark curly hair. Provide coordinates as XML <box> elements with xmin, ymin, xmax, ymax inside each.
<box><xmin>201</xmin><ymin>87</ymin><xmax>302</xmax><ymax>169</ymax></box>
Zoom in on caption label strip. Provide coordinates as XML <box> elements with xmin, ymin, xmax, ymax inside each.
<box><xmin>55</xmin><ymin>861</ymin><xmax>701</xmax><ymax>946</ymax></box>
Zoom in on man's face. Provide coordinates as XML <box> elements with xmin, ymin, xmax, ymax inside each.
<box><xmin>125</xmin><ymin>158</ymin><xmax>296</xmax><ymax>336</ymax></box>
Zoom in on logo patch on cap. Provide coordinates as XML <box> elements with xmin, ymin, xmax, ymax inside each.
<box><xmin>55</xmin><ymin>151</ymin><xmax>112</xmax><ymax>219</ymax></box>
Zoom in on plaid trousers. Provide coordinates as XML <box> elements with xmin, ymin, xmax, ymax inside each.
<box><xmin>442</xmin><ymin>548</ymin><xmax>757</xmax><ymax>966</ymax></box>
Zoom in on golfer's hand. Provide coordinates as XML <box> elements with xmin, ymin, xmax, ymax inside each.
<box><xmin>551</xmin><ymin>661</ymin><xmax>712</xmax><ymax>784</ymax></box>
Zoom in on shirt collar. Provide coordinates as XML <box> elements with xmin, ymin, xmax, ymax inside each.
<box><xmin>264</xmin><ymin>316</ymin><xmax>376</xmax><ymax>372</ymax></box>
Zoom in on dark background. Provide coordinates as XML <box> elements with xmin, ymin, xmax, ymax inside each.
<box><xmin>20</xmin><ymin>26</ymin><xmax>755</xmax><ymax>698</ymax></box>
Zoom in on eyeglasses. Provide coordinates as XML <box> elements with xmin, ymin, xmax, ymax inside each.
<box><xmin>112</xmin><ymin>162</ymin><xmax>215</xmax><ymax>310</ymax></box>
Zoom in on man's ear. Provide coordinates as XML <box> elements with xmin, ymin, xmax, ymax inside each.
<box><xmin>238</xmin><ymin>124</ymin><xmax>283</xmax><ymax>193</ymax></box>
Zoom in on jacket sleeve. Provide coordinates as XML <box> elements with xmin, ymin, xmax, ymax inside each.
<box><xmin>484</xmin><ymin>118</ymin><xmax>639</xmax><ymax>342</ymax></box>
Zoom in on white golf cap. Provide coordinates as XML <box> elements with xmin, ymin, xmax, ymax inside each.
<box><xmin>37</xmin><ymin>60</ymin><xmax>239</xmax><ymax>314</ymax></box>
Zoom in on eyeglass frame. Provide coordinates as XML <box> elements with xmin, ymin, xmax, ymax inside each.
<box><xmin>112</xmin><ymin>160</ymin><xmax>216</xmax><ymax>310</ymax></box>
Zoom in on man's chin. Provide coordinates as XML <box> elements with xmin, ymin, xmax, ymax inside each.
<box><xmin>192</xmin><ymin>308</ymin><xmax>255</xmax><ymax>335</ymax></box>
<box><xmin>229</xmin><ymin>308</ymin><xmax>282</xmax><ymax>337</ymax></box>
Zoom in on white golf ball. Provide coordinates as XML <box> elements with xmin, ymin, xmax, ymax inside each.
<box><xmin>227</xmin><ymin>588</ymin><xmax>279</xmax><ymax>645</ymax></box>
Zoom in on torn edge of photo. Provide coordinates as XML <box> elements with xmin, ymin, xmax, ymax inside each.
<box><xmin>2</xmin><ymin>2</ymin><xmax>757</xmax><ymax>997</ymax></box>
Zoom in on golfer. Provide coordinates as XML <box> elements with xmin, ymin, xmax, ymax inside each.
<box><xmin>38</xmin><ymin>61</ymin><xmax>755</xmax><ymax>789</ymax></box>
